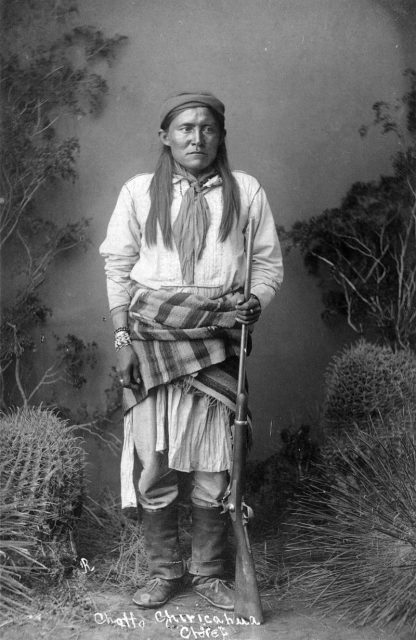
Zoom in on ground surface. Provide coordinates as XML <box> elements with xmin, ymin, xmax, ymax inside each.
<box><xmin>1</xmin><ymin>588</ymin><xmax>414</xmax><ymax>640</ymax></box>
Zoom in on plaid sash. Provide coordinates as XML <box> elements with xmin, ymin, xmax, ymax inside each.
<box><xmin>122</xmin><ymin>288</ymin><xmax>244</xmax><ymax>413</ymax></box>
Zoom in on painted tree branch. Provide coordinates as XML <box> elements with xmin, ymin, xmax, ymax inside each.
<box><xmin>310</xmin><ymin>210</ymin><xmax>416</xmax><ymax>347</ymax></box>
<box><xmin>1</xmin><ymin>0</ymin><xmax>127</xmax><ymax>409</ymax></box>
<box><xmin>289</xmin><ymin>69</ymin><xmax>416</xmax><ymax>350</ymax></box>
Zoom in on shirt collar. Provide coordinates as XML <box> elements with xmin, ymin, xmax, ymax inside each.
<box><xmin>172</xmin><ymin>174</ymin><xmax>222</xmax><ymax>188</ymax></box>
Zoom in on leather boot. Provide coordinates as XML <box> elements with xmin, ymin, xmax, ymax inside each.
<box><xmin>133</xmin><ymin>504</ymin><xmax>184</xmax><ymax>608</ymax></box>
<box><xmin>190</xmin><ymin>505</ymin><xmax>234</xmax><ymax>611</ymax></box>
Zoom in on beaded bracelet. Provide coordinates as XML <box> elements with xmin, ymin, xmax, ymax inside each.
<box><xmin>115</xmin><ymin>330</ymin><xmax>132</xmax><ymax>351</ymax></box>
<box><xmin>114</xmin><ymin>326</ymin><xmax>130</xmax><ymax>335</ymax></box>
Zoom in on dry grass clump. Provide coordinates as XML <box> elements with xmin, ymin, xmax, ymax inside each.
<box><xmin>284</xmin><ymin>427</ymin><xmax>416</xmax><ymax>633</ymax></box>
<box><xmin>322</xmin><ymin>340</ymin><xmax>416</xmax><ymax>435</ymax></box>
<box><xmin>0</xmin><ymin>502</ymin><xmax>41</xmax><ymax>617</ymax></box>
<box><xmin>75</xmin><ymin>492</ymin><xmax>149</xmax><ymax>590</ymax></box>
<box><xmin>104</xmin><ymin>519</ymin><xmax>148</xmax><ymax>588</ymax></box>
<box><xmin>0</xmin><ymin>406</ymin><xmax>84</xmax><ymax>617</ymax></box>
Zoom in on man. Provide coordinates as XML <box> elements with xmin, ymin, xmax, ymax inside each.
<box><xmin>100</xmin><ymin>91</ymin><xmax>283</xmax><ymax>611</ymax></box>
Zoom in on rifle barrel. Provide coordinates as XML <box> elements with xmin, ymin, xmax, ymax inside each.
<box><xmin>237</xmin><ymin>218</ymin><xmax>255</xmax><ymax>394</ymax></box>
<box><xmin>231</xmin><ymin>217</ymin><xmax>264</xmax><ymax>624</ymax></box>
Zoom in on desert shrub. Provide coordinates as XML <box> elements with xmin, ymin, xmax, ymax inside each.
<box><xmin>284</xmin><ymin>426</ymin><xmax>416</xmax><ymax>633</ymax></box>
<box><xmin>322</xmin><ymin>340</ymin><xmax>416</xmax><ymax>436</ymax></box>
<box><xmin>0</xmin><ymin>406</ymin><xmax>84</xmax><ymax>616</ymax></box>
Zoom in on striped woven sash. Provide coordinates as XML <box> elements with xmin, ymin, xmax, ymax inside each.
<box><xmin>122</xmin><ymin>288</ymin><xmax>245</xmax><ymax>413</ymax></box>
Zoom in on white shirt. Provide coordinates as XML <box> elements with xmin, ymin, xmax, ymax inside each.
<box><xmin>99</xmin><ymin>170</ymin><xmax>283</xmax><ymax>311</ymax></box>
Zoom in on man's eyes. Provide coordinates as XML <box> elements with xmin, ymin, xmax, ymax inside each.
<box><xmin>179</xmin><ymin>126</ymin><xmax>217</xmax><ymax>134</ymax></box>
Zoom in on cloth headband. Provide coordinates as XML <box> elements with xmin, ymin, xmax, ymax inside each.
<box><xmin>160</xmin><ymin>92</ymin><xmax>225</xmax><ymax>126</ymax></box>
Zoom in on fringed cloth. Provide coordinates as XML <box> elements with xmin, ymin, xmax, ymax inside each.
<box><xmin>120</xmin><ymin>288</ymin><xmax>251</xmax><ymax>507</ymax></box>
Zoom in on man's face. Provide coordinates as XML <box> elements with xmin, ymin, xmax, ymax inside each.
<box><xmin>159</xmin><ymin>107</ymin><xmax>223</xmax><ymax>176</ymax></box>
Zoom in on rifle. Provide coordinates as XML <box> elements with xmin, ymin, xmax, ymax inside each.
<box><xmin>224</xmin><ymin>217</ymin><xmax>264</xmax><ymax>624</ymax></box>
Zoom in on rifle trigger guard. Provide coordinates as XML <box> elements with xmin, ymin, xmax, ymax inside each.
<box><xmin>242</xmin><ymin>502</ymin><xmax>254</xmax><ymax>524</ymax></box>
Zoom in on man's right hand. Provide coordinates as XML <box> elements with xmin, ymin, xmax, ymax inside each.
<box><xmin>117</xmin><ymin>345</ymin><xmax>141</xmax><ymax>390</ymax></box>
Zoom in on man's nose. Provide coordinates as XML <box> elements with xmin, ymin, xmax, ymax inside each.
<box><xmin>192</xmin><ymin>128</ymin><xmax>203</xmax><ymax>146</ymax></box>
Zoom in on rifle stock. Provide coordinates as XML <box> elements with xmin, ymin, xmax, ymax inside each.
<box><xmin>225</xmin><ymin>218</ymin><xmax>264</xmax><ymax>624</ymax></box>
<box><xmin>229</xmin><ymin>392</ymin><xmax>264</xmax><ymax>623</ymax></box>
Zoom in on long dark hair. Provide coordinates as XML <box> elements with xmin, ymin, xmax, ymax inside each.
<box><xmin>145</xmin><ymin>107</ymin><xmax>240</xmax><ymax>249</ymax></box>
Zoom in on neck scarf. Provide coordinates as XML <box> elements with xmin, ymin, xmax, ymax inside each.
<box><xmin>172</xmin><ymin>163</ymin><xmax>222</xmax><ymax>284</ymax></box>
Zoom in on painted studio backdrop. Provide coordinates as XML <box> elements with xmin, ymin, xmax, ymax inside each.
<box><xmin>24</xmin><ymin>0</ymin><xmax>416</xmax><ymax>492</ymax></box>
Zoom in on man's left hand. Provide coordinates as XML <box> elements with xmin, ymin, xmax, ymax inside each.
<box><xmin>235</xmin><ymin>294</ymin><xmax>262</xmax><ymax>325</ymax></box>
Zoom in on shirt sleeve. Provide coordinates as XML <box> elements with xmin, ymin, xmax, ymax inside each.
<box><xmin>248</xmin><ymin>185</ymin><xmax>284</xmax><ymax>310</ymax></box>
<box><xmin>99</xmin><ymin>184</ymin><xmax>141</xmax><ymax>311</ymax></box>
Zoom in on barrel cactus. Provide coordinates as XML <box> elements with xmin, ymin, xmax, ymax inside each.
<box><xmin>322</xmin><ymin>340</ymin><xmax>416</xmax><ymax>436</ymax></box>
<box><xmin>0</xmin><ymin>406</ymin><xmax>84</xmax><ymax>616</ymax></box>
